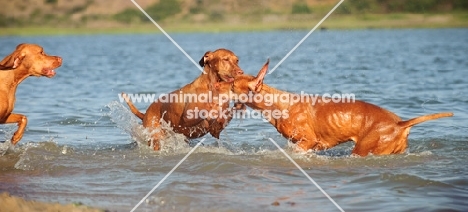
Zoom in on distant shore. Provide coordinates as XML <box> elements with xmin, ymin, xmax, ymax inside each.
<box><xmin>1</xmin><ymin>13</ymin><xmax>467</xmax><ymax>36</ymax></box>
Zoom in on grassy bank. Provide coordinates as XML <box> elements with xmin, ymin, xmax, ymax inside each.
<box><xmin>1</xmin><ymin>13</ymin><xmax>467</xmax><ymax>36</ymax></box>
<box><xmin>0</xmin><ymin>192</ymin><xmax>105</xmax><ymax>212</ymax></box>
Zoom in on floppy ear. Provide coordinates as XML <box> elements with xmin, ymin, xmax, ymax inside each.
<box><xmin>199</xmin><ymin>51</ymin><xmax>213</xmax><ymax>67</ymax></box>
<box><xmin>248</xmin><ymin>59</ymin><xmax>269</xmax><ymax>93</ymax></box>
<box><xmin>0</xmin><ymin>52</ymin><xmax>23</xmax><ymax>70</ymax></box>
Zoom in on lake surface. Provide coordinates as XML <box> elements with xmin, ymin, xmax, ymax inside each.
<box><xmin>1</xmin><ymin>28</ymin><xmax>467</xmax><ymax>211</ymax></box>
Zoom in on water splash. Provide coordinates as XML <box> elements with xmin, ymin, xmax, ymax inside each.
<box><xmin>105</xmin><ymin>101</ymin><xmax>189</xmax><ymax>153</ymax></box>
<box><xmin>13</xmin><ymin>141</ymin><xmax>62</xmax><ymax>171</ymax></box>
<box><xmin>0</xmin><ymin>125</ymin><xmax>16</xmax><ymax>156</ymax></box>
<box><xmin>0</xmin><ymin>141</ymin><xmax>11</xmax><ymax>156</ymax></box>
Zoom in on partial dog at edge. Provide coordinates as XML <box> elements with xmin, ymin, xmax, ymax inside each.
<box><xmin>0</xmin><ymin>43</ymin><xmax>62</xmax><ymax>145</ymax></box>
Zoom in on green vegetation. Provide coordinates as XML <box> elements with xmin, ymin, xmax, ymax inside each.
<box><xmin>44</xmin><ymin>0</ymin><xmax>58</xmax><ymax>4</ymax></box>
<box><xmin>113</xmin><ymin>0</ymin><xmax>181</xmax><ymax>23</ymax></box>
<box><xmin>145</xmin><ymin>0</ymin><xmax>181</xmax><ymax>21</ymax></box>
<box><xmin>0</xmin><ymin>14</ymin><xmax>15</xmax><ymax>27</ymax></box>
<box><xmin>3</xmin><ymin>13</ymin><xmax>467</xmax><ymax>36</ymax></box>
<box><xmin>292</xmin><ymin>1</ymin><xmax>312</xmax><ymax>14</ymax></box>
<box><xmin>113</xmin><ymin>8</ymin><xmax>142</xmax><ymax>24</ymax></box>
<box><xmin>337</xmin><ymin>0</ymin><xmax>468</xmax><ymax>14</ymax></box>
<box><xmin>1</xmin><ymin>0</ymin><xmax>468</xmax><ymax>36</ymax></box>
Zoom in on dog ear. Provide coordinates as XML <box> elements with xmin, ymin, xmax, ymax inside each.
<box><xmin>199</xmin><ymin>51</ymin><xmax>213</xmax><ymax>67</ymax></box>
<box><xmin>0</xmin><ymin>45</ymin><xmax>26</xmax><ymax>70</ymax></box>
<box><xmin>248</xmin><ymin>59</ymin><xmax>269</xmax><ymax>93</ymax></box>
<box><xmin>0</xmin><ymin>53</ymin><xmax>24</xmax><ymax>70</ymax></box>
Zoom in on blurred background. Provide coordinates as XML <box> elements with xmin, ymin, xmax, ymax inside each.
<box><xmin>1</xmin><ymin>0</ymin><xmax>468</xmax><ymax>35</ymax></box>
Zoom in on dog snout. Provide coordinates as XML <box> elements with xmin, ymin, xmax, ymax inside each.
<box><xmin>235</xmin><ymin>68</ymin><xmax>244</xmax><ymax>76</ymax></box>
<box><xmin>54</xmin><ymin>56</ymin><xmax>63</xmax><ymax>66</ymax></box>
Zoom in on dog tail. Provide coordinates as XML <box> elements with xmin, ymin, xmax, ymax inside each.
<box><xmin>121</xmin><ymin>92</ymin><xmax>145</xmax><ymax>120</ymax></box>
<box><xmin>398</xmin><ymin>112</ymin><xmax>453</xmax><ymax>128</ymax></box>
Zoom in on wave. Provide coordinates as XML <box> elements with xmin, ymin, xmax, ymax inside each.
<box><xmin>0</xmin><ymin>100</ymin><xmax>449</xmax><ymax>173</ymax></box>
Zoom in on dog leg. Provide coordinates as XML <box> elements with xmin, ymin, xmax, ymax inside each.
<box><xmin>4</xmin><ymin>114</ymin><xmax>28</xmax><ymax>145</ymax></box>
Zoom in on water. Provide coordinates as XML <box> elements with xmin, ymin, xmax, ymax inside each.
<box><xmin>0</xmin><ymin>29</ymin><xmax>467</xmax><ymax>211</ymax></box>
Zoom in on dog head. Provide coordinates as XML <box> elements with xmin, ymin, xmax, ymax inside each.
<box><xmin>0</xmin><ymin>43</ymin><xmax>62</xmax><ymax>78</ymax></box>
<box><xmin>199</xmin><ymin>49</ymin><xmax>244</xmax><ymax>83</ymax></box>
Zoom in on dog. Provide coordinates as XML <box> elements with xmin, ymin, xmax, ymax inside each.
<box><xmin>124</xmin><ymin>49</ymin><xmax>244</xmax><ymax>150</ymax></box>
<box><xmin>224</xmin><ymin>59</ymin><xmax>453</xmax><ymax>156</ymax></box>
<box><xmin>0</xmin><ymin>43</ymin><xmax>62</xmax><ymax>145</ymax></box>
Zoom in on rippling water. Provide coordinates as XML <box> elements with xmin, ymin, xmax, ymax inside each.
<box><xmin>1</xmin><ymin>29</ymin><xmax>467</xmax><ymax>211</ymax></box>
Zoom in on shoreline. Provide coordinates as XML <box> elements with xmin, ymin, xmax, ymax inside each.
<box><xmin>0</xmin><ymin>192</ymin><xmax>106</xmax><ymax>212</ymax></box>
<box><xmin>1</xmin><ymin>13</ymin><xmax>467</xmax><ymax>36</ymax></box>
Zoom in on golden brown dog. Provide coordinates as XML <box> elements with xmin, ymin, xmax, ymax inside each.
<box><xmin>124</xmin><ymin>49</ymin><xmax>244</xmax><ymax>150</ymax></box>
<box><xmin>225</xmin><ymin>60</ymin><xmax>453</xmax><ymax>156</ymax></box>
<box><xmin>0</xmin><ymin>43</ymin><xmax>62</xmax><ymax>145</ymax></box>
